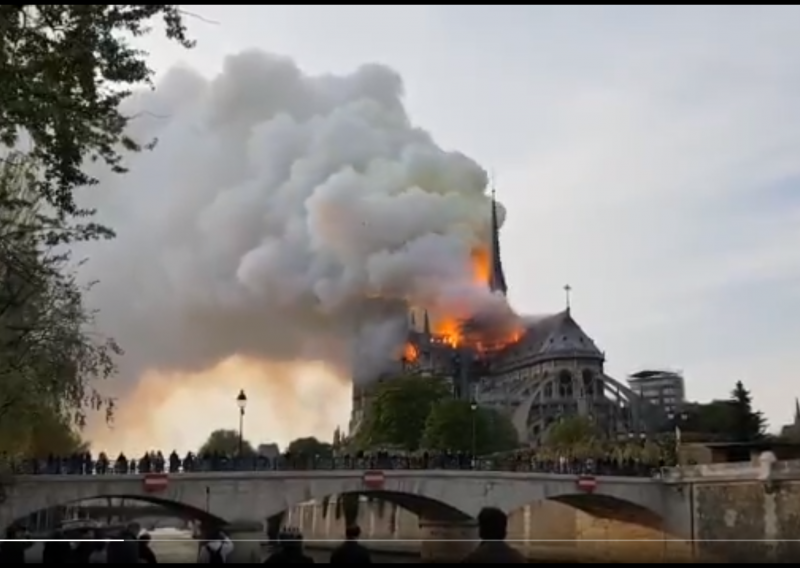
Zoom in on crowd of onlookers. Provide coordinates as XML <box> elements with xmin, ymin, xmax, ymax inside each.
<box><xmin>3</xmin><ymin>442</ymin><xmax>677</xmax><ymax>478</ymax></box>
<box><xmin>0</xmin><ymin>522</ymin><xmax>161</xmax><ymax>564</ymax></box>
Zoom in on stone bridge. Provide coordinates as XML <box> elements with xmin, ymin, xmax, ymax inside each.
<box><xmin>0</xmin><ymin>470</ymin><xmax>689</xmax><ymax>538</ymax></box>
<box><xmin>7</xmin><ymin>457</ymin><xmax>800</xmax><ymax>562</ymax></box>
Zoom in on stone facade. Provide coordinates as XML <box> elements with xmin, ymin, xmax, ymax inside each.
<box><xmin>692</xmin><ymin>480</ymin><xmax>800</xmax><ymax>563</ymax></box>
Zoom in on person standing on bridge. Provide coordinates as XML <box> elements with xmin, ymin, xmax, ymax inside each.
<box><xmin>460</xmin><ymin>508</ymin><xmax>526</xmax><ymax>564</ymax></box>
<box><xmin>329</xmin><ymin>525</ymin><xmax>372</xmax><ymax>564</ymax></box>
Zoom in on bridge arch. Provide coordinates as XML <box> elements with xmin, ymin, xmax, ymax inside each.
<box><xmin>320</xmin><ymin>490</ymin><xmax>470</xmax><ymax>522</ymax></box>
<box><xmin>547</xmin><ymin>493</ymin><xmax>665</xmax><ymax>531</ymax></box>
<box><xmin>4</xmin><ymin>493</ymin><xmax>225</xmax><ymax>533</ymax></box>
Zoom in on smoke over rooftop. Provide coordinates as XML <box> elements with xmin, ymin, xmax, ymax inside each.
<box><xmin>76</xmin><ymin>50</ymin><xmax>508</xmax><ymax>451</ymax></box>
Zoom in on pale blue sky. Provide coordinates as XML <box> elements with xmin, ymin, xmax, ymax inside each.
<box><xmin>136</xmin><ymin>5</ymin><xmax>800</xmax><ymax>430</ymax></box>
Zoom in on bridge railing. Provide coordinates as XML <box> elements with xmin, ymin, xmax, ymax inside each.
<box><xmin>6</xmin><ymin>455</ymin><xmax>662</xmax><ymax>479</ymax></box>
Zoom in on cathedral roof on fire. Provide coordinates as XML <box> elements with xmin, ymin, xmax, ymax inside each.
<box><xmin>498</xmin><ymin>308</ymin><xmax>604</xmax><ymax>362</ymax></box>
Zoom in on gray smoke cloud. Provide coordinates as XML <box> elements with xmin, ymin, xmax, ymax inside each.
<box><xmin>74</xmin><ymin>50</ymin><xmax>508</xmax><ymax>424</ymax></box>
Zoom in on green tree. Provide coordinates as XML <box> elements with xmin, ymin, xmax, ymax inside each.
<box><xmin>421</xmin><ymin>399</ymin><xmax>519</xmax><ymax>455</ymax></box>
<box><xmin>729</xmin><ymin>381</ymin><xmax>766</xmax><ymax>442</ymax></box>
<box><xmin>680</xmin><ymin>400</ymin><xmax>736</xmax><ymax>441</ymax></box>
<box><xmin>0</xmin><ymin>5</ymin><xmax>193</xmax><ymax>231</ymax></box>
<box><xmin>199</xmin><ymin>429</ymin><xmax>256</xmax><ymax>457</ymax></box>
<box><xmin>286</xmin><ymin>437</ymin><xmax>333</xmax><ymax>464</ymax></box>
<box><xmin>0</xmin><ymin>154</ymin><xmax>119</xmax><ymax>460</ymax></box>
<box><xmin>545</xmin><ymin>415</ymin><xmax>603</xmax><ymax>451</ymax></box>
<box><xmin>356</xmin><ymin>375</ymin><xmax>450</xmax><ymax>451</ymax></box>
<box><xmin>28</xmin><ymin>407</ymin><xmax>90</xmax><ymax>457</ymax></box>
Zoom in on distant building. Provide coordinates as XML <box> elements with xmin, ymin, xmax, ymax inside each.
<box><xmin>257</xmin><ymin>443</ymin><xmax>280</xmax><ymax>459</ymax></box>
<box><xmin>780</xmin><ymin>399</ymin><xmax>800</xmax><ymax>440</ymax></box>
<box><xmin>628</xmin><ymin>370</ymin><xmax>686</xmax><ymax>415</ymax></box>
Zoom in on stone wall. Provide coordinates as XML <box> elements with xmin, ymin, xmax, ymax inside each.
<box><xmin>285</xmin><ymin>498</ymin><xmax>694</xmax><ymax>563</ymax></box>
<box><xmin>693</xmin><ymin>480</ymin><xmax>800</xmax><ymax>563</ymax></box>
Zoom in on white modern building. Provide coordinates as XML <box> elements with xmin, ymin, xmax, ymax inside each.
<box><xmin>628</xmin><ymin>370</ymin><xmax>686</xmax><ymax>416</ymax></box>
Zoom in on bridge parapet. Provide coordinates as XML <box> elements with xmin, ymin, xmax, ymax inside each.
<box><xmin>662</xmin><ymin>456</ymin><xmax>800</xmax><ymax>483</ymax></box>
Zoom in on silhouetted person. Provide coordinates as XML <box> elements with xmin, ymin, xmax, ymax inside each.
<box><xmin>460</xmin><ymin>507</ymin><xmax>526</xmax><ymax>564</ymax></box>
<box><xmin>138</xmin><ymin>533</ymin><xmax>158</xmax><ymax>564</ymax></box>
<box><xmin>88</xmin><ymin>539</ymin><xmax>108</xmax><ymax>563</ymax></box>
<box><xmin>169</xmin><ymin>450</ymin><xmax>181</xmax><ymax>473</ymax></box>
<box><xmin>198</xmin><ymin>528</ymin><xmax>234</xmax><ymax>564</ymax></box>
<box><xmin>41</xmin><ymin>531</ymin><xmax>71</xmax><ymax>563</ymax></box>
<box><xmin>264</xmin><ymin>529</ymin><xmax>314</xmax><ymax>564</ymax></box>
<box><xmin>330</xmin><ymin>525</ymin><xmax>372</xmax><ymax>564</ymax></box>
<box><xmin>106</xmin><ymin>522</ymin><xmax>141</xmax><ymax>563</ymax></box>
<box><xmin>0</xmin><ymin>526</ymin><xmax>33</xmax><ymax>563</ymax></box>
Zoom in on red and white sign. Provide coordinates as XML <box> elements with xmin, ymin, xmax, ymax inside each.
<box><xmin>362</xmin><ymin>470</ymin><xmax>385</xmax><ymax>490</ymax></box>
<box><xmin>576</xmin><ymin>476</ymin><xmax>597</xmax><ymax>493</ymax></box>
<box><xmin>142</xmin><ymin>473</ymin><xmax>169</xmax><ymax>493</ymax></box>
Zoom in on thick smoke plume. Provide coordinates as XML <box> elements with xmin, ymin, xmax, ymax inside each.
<box><xmin>76</xmin><ymin>50</ymin><xmax>508</xmax><ymax>451</ymax></box>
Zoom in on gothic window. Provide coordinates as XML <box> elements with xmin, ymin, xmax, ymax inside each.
<box><xmin>558</xmin><ymin>371</ymin><xmax>573</xmax><ymax>398</ymax></box>
<box><xmin>543</xmin><ymin>382</ymin><xmax>553</xmax><ymax>399</ymax></box>
<box><xmin>582</xmin><ymin>369</ymin><xmax>594</xmax><ymax>397</ymax></box>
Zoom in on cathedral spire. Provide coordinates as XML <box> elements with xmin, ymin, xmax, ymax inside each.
<box><xmin>795</xmin><ymin>397</ymin><xmax>800</xmax><ymax>423</ymax></box>
<box><xmin>409</xmin><ymin>310</ymin><xmax>416</xmax><ymax>331</ymax></box>
<box><xmin>488</xmin><ymin>178</ymin><xmax>508</xmax><ymax>295</ymax></box>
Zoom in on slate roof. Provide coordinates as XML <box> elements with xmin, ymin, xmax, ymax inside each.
<box><xmin>495</xmin><ymin>309</ymin><xmax>604</xmax><ymax>364</ymax></box>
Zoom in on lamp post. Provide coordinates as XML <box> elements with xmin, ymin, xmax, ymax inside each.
<box><xmin>470</xmin><ymin>401</ymin><xmax>478</xmax><ymax>468</ymax></box>
<box><xmin>237</xmin><ymin>389</ymin><xmax>248</xmax><ymax>457</ymax></box>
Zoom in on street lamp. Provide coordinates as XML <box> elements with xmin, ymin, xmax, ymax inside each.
<box><xmin>470</xmin><ymin>401</ymin><xmax>478</xmax><ymax>467</ymax></box>
<box><xmin>237</xmin><ymin>389</ymin><xmax>248</xmax><ymax>457</ymax></box>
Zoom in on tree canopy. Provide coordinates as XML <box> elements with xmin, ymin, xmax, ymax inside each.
<box><xmin>729</xmin><ymin>380</ymin><xmax>766</xmax><ymax>442</ymax></box>
<box><xmin>421</xmin><ymin>399</ymin><xmax>519</xmax><ymax>455</ymax></box>
<box><xmin>680</xmin><ymin>400</ymin><xmax>736</xmax><ymax>440</ymax></box>
<box><xmin>286</xmin><ymin>437</ymin><xmax>333</xmax><ymax>463</ymax></box>
<box><xmin>0</xmin><ymin>6</ymin><xmax>196</xmax><ymax>463</ymax></box>
<box><xmin>545</xmin><ymin>415</ymin><xmax>603</xmax><ymax>450</ymax></box>
<box><xmin>0</xmin><ymin>5</ymin><xmax>193</xmax><ymax>232</ymax></box>
<box><xmin>0</xmin><ymin>154</ymin><xmax>119</xmax><ymax>459</ymax></box>
<box><xmin>355</xmin><ymin>375</ymin><xmax>451</xmax><ymax>451</ymax></box>
<box><xmin>0</xmin><ymin>403</ymin><xmax>88</xmax><ymax>458</ymax></box>
<box><xmin>677</xmin><ymin>381</ymin><xmax>766</xmax><ymax>443</ymax></box>
<box><xmin>199</xmin><ymin>429</ymin><xmax>256</xmax><ymax>457</ymax></box>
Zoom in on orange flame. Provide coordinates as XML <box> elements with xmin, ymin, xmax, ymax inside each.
<box><xmin>403</xmin><ymin>342</ymin><xmax>419</xmax><ymax>362</ymax></box>
<box><xmin>417</xmin><ymin>246</ymin><xmax>523</xmax><ymax>358</ymax></box>
<box><xmin>470</xmin><ymin>247</ymin><xmax>491</xmax><ymax>287</ymax></box>
<box><xmin>433</xmin><ymin>318</ymin><xmax>462</xmax><ymax>347</ymax></box>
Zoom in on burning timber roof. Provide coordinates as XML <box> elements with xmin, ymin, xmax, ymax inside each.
<box><xmin>495</xmin><ymin>309</ymin><xmax>604</xmax><ymax>366</ymax></box>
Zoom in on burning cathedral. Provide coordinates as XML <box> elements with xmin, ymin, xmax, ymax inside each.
<box><xmin>349</xmin><ymin>191</ymin><xmax>659</xmax><ymax>446</ymax></box>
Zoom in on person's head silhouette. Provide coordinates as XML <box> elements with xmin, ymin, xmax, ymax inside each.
<box><xmin>477</xmin><ymin>507</ymin><xmax>508</xmax><ymax>541</ymax></box>
<box><xmin>345</xmin><ymin>525</ymin><xmax>361</xmax><ymax>540</ymax></box>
